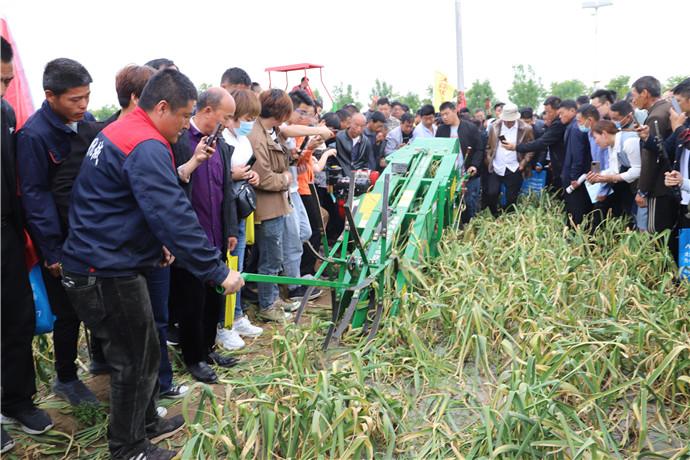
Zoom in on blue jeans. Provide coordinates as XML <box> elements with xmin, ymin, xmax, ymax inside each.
<box><xmin>283</xmin><ymin>192</ymin><xmax>310</xmax><ymax>290</ymax></box>
<box><xmin>145</xmin><ymin>267</ymin><xmax>173</xmax><ymax>393</ymax></box>
<box><xmin>257</xmin><ymin>216</ymin><xmax>286</xmax><ymax>310</ymax></box>
<box><xmin>230</xmin><ymin>219</ymin><xmax>246</xmax><ymax>319</ymax></box>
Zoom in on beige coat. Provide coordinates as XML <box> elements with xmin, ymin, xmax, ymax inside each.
<box><xmin>485</xmin><ymin>119</ymin><xmax>535</xmax><ymax>174</ymax></box>
<box><xmin>247</xmin><ymin>119</ymin><xmax>291</xmax><ymax>222</ymax></box>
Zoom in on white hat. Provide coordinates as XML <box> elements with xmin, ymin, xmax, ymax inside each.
<box><xmin>500</xmin><ymin>103</ymin><xmax>520</xmax><ymax>122</ymax></box>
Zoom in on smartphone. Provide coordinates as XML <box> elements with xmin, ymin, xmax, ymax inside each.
<box><xmin>245</xmin><ymin>154</ymin><xmax>257</xmax><ymax>167</ymax></box>
<box><xmin>499</xmin><ymin>135</ymin><xmax>507</xmax><ymax>143</ymax></box>
<box><xmin>205</xmin><ymin>122</ymin><xmax>223</xmax><ymax>147</ymax></box>
<box><xmin>591</xmin><ymin>161</ymin><xmax>600</xmax><ymax>174</ymax></box>
<box><xmin>671</xmin><ymin>97</ymin><xmax>682</xmax><ymax>114</ymax></box>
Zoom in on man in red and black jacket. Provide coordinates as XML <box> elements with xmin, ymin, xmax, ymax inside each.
<box><xmin>60</xmin><ymin>69</ymin><xmax>243</xmax><ymax>460</ymax></box>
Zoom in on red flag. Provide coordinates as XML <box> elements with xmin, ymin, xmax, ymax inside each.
<box><xmin>1</xmin><ymin>18</ymin><xmax>34</xmax><ymax>130</ymax></box>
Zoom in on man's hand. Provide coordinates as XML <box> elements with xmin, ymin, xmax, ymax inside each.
<box><xmin>503</xmin><ymin>142</ymin><xmax>517</xmax><ymax>151</ymax></box>
<box><xmin>44</xmin><ymin>261</ymin><xmax>62</xmax><ymax>278</ymax></box>
<box><xmin>664</xmin><ymin>170</ymin><xmax>683</xmax><ymax>187</ymax></box>
<box><xmin>670</xmin><ymin>107</ymin><xmax>688</xmax><ymax>132</ymax></box>
<box><xmin>570</xmin><ymin>180</ymin><xmax>581</xmax><ymax>190</ymax></box>
<box><xmin>227</xmin><ymin>237</ymin><xmax>238</xmax><ymax>253</ymax></box>
<box><xmin>635</xmin><ymin>193</ymin><xmax>648</xmax><ymax>208</ymax></box>
<box><xmin>159</xmin><ymin>246</ymin><xmax>175</xmax><ymax>267</ymax></box>
<box><xmin>467</xmin><ymin>166</ymin><xmax>477</xmax><ymax>176</ymax></box>
<box><xmin>637</xmin><ymin>124</ymin><xmax>650</xmax><ymax>142</ymax></box>
<box><xmin>220</xmin><ymin>270</ymin><xmax>244</xmax><ymax>295</ymax></box>
<box><xmin>317</xmin><ymin>126</ymin><xmax>334</xmax><ymax>140</ymax></box>
<box><xmin>193</xmin><ymin>137</ymin><xmax>215</xmax><ymax>163</ymax></box>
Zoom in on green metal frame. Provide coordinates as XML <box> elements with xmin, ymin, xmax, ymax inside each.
<box><xmin>241</xmin><ymin>138</ymin><xmax>467</xmax><ymax>347</ymax></box>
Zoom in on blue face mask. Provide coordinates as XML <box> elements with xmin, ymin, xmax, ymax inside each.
<box><xmin>578</xmin><ymin>123</ymin><xmax>590</xmax><ymax>133</ymax></box>
<box><xmin>236</xmin><ymin>120</ymin><xmax>255</xmax><ymax>136</ymax></box>
<box><xmin>634</xmin><ymin>108</ymin><xmax>648</xmax><ymax>126</ymax></box>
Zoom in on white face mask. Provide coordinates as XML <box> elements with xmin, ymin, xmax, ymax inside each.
<box><xmin>634</xmin><ymin>108</ymin><xmax>648</xmax><ymax>126</ymax></box>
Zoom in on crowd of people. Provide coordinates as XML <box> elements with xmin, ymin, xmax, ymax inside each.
<box><xmin>1</xmin><ymin>34</ymin><xmax>689</xmax><ymax>459</ymax></box>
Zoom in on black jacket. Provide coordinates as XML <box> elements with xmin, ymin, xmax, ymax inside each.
<box><xmin>335</xmin><ymin>130</ymin><xmax>375</xmax><ymax>176</ymax></box>
<box><xmin>1</xmin><ymin>99</ymin><xmax>23</xmax><ymax>235</ymax></box>
<box><xmin>516</xmin><ymin>118</ymin><xmax>567</xmax><ymax>186</ymax></box>
<box><xmin>436</xmin><ymin>121</ymin><xmax>484</xmax><ymax>172</ymax></box>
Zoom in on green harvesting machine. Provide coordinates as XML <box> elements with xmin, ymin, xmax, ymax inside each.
<box><xmin>241</xmin><ymin>138</ymin><xmax>468</xmax><ymax>347</ymax></box>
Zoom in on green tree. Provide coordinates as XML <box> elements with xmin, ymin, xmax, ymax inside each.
<box><xmin>91</xmin><ymin>104</ymin><xmax>118</xmax><ymax>121</ymax></box>
<box><xmin>331</xmin><ymin>83</ymin><xmax>361</xmax><ymax>111</ymax></box>
<box><xmin>397</xmin><ymin>91</ymin><xmax>422</xmax><ymax>113</ymax></box>
<box><xmin>464</xmin><ymin>79</ymin><xmax>495</xmax><ymax>113</ymax></box>
<box><xmin>605</xmin><ymin>75</ymin><xmax>630</xmax><ymax>101</ymax></box>
<box><xmin>197</xmin><ymin>82</ymin><xmax>212</xmax><ymax>92</ymax></box>
<box><xmin>369</xmin><ymin>79</ymin><xmax>397</xmax><ymax>100</ymax></box>
<box><xmin>549</xmin><ymin>79</ymin><xmax>588</xmax><ymax>101</ymax></box>
<box><xmin>664</xmin><ymin>74</ymin><xmax>690</xmax><ymax>92</ymax></box>
<box><xmin>508</xmin><ymin>65</ymin><xmax>546</xmax><ymax>109</ymax></box>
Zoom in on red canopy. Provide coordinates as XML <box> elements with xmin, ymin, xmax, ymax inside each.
<box><xmin>1</xmin><ymin>18</ymin><xmax>34</xmax><ymax>130</ymax></box>
<box><xmin>264</xmin><ymin>63</ymin><xmax>324</xmax><ymax>72</ymax></box>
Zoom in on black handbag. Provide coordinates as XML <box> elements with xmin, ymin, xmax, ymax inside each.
<box><xmin>234</xmin><ymin>180</ymin><xmax>256</xmax><ymax>219</ymax></box>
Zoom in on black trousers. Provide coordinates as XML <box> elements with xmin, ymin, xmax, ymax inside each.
<box><xmin>486</xmin><ymin>169</ymin><xmax>523</xmax><ymax>217</ymax></box>
<box><xmin>300</xmin><ymin>192</ymin><xmax>323</xmax><ymax>276</ymax></box>
<box><xmin>1</xmin><ymin>224</ymin><xmax>37</xmax><ymax>414</ymax></box>
<box><xmin>564</xmin><ymin>185</ymin><xmax>593</xmax><ymax>227</ymax></box>
<box><xmin>317</xmin><ymin>186</ymin><xmax>343</xmax><ymax>243</ymax></box>
<box><xmin>41</xmin><ymin>264</ymin><xmax>104</xmax><ymax>382</ymax></box>
<box><xmin>63</xmin><ymin>273</ymin><xmax>159</xmax><ymax>459</ymax></box>
<box><xmin>172</xmin><ymin>266</ymin><xmax>222</xmax><ymax>365</ymax></box>
<box><xmin>648</xmin><ymin>195</ymin><xmax>679</xmax><ymax>234</ymax></box>
<box><xmin>591</xmin><ymin>182</ymin><xmax>634</xmax><ymax>230</ymax></box>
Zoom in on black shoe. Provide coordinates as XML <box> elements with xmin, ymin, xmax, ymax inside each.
<box><xmin>166</xmin><ymin>324</ymin><xmax>180</xmax><ymax>346</ymax></box>
<box><xmin>1</xmin><ymin>427</ymin><xmax>14</xmax><ymax>454</ymax></box>
<box><xmin>89</xmin><ymin>360</ymin><xmax>112</xmax><ymax>376</ymax></box>
<box><xmin>159</xmin><ymin>383</ymin><xmax>189</xmax><ymax>400</ymax></box>
<box><xmin>52</xmin><ymin>379</ymin><xmax>99</xmax><ymax>406</ymax></box>
<box><xmin>147</xmin><ymin>414</ymin><xmax>185</xmax><ymax>444</ymax></box>
<box><xmin>206</xmin><ymin>351</ymin><xmax>239</xmax><ymax>369</ymax></box>
<box><xmin>1</xmin><ymin>407</ymin><xmax>53</xmax><ymax>435</ymax></box>
<box><xmin>287</xmin><ymin>286</ymin><xmax>322</xmax><ymax>302</ymax></box>
<box><xmin>128</xmin><ymin>442</ymin><xmax>177</xmax><ymax>460</ymax></box>
<box><xmin>187</xmin><ymin>362</ymin><xmax>217</xmax><ymax>383</ymax></box>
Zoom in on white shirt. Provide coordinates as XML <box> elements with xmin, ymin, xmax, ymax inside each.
<box><xmin>492</xmin><ymin>122</ymin><xmax>519</xmax><ymax>176</ymax></box>
<box><xmin>680</xmin><ymin>148</ymin><xmax>690</xmax><ymax>205</ymax></box>
<box><xmin>603</xmin><ymin>132</ymin><xmax>641</xmax><ymax>183</ymax></box>
<box><xmin>222</xmin><ymin>128</ymin><xmax>254</xmax><ymax>167</ymax></box>
<box><xmin>449</xmin><ymin>123</ymin><xmax>459</xmax><ymax>139</ymax></box>
<box><xmin>412</xmin><ymin>123</ymin><xmax>437</xmax><ymax>140</ymax></box>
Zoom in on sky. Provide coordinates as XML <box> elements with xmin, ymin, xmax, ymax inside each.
<box><xmin>1</xmin><ymin>0</ymin><xmax>687</xmax><ymax>111</ymax></box>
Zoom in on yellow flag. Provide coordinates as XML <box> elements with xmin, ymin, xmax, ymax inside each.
<box><xmin>224</xmin><ymin>254</ymin><xmax>238</xmax><ymax>328</ymax></box>
<box><xmin>433</xmin><ymin>72</ymin><xmax>456</xmax><ymax>112</ymax></box>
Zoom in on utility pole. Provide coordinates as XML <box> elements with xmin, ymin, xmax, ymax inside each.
<box><xmin>455</xmin><ymin>0</ymin><xmax>465</xmax><ymax>91</ymax></box>
<box><xmin>582</xmin><ymin>0</ymin><xmax>613</xmax><ymax>87</ymax></box>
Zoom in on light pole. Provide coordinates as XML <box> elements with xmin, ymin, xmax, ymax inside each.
<box><xmin>455</xmin><ymin>0</ymin><xmax>465</xmax><ymax>92</ymax></box>
<box><xmin>582</xmin><ymin>0</ymin><xmax>613</xmax><ymax>87</ymax></box>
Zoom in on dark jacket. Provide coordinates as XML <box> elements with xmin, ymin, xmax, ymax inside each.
<box><xmin>639</xmin><ymin>99</ymin><xmax>673</xmax><ymax>197</ymax></box>
<box><xmin>335</xmin><ymin>129</ymin><xmax>375</xmax><ymax>176</ymax></box>
<box><xmin>16</xmin><ymin>100</ymin><xmax>103</xmax><ymax>264</ymax></box>
<box><xmin>517</xmin><ymin>118</ymin><xmax>567</xmax><ymax>184</ymax></box>
<box><xmin>61</xmin><ymin>107</ymin><xmax>229</xmax><ymax>285</ymax></box>
<box><xmin>1</xmin><ymin>99</ymin><xmax>23</xmax><ymax>236</ymax></box>
<box><xmin>436</xmin><ymin>120</ymin><xmax>484</xmax><ymax>173</ymax></box>
<box><xmin>173</xmin><ymin>127</ymin><xmax>239</xmax><ymax>253</ymax></box>
<box><xmin>561</xmin><ymin>120</ymin><xmax>591</xmax><ymax>187</ymax></box>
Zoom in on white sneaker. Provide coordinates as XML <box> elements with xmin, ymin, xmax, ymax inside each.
<box><xmin>232</xmin><ymin>316</ymin><xmax>263</xmax><ymax>338</ymax></box>
<box><xmin>216</xmin><ymin>327</ymin><xmax>245</xmax><ymax>350</ymax></box>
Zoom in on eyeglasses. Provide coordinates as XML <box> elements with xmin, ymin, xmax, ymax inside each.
<box><xmin>296</xmin><ymin>109</ymin><xmax>315</xmax><ymax>118</ymax></box>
